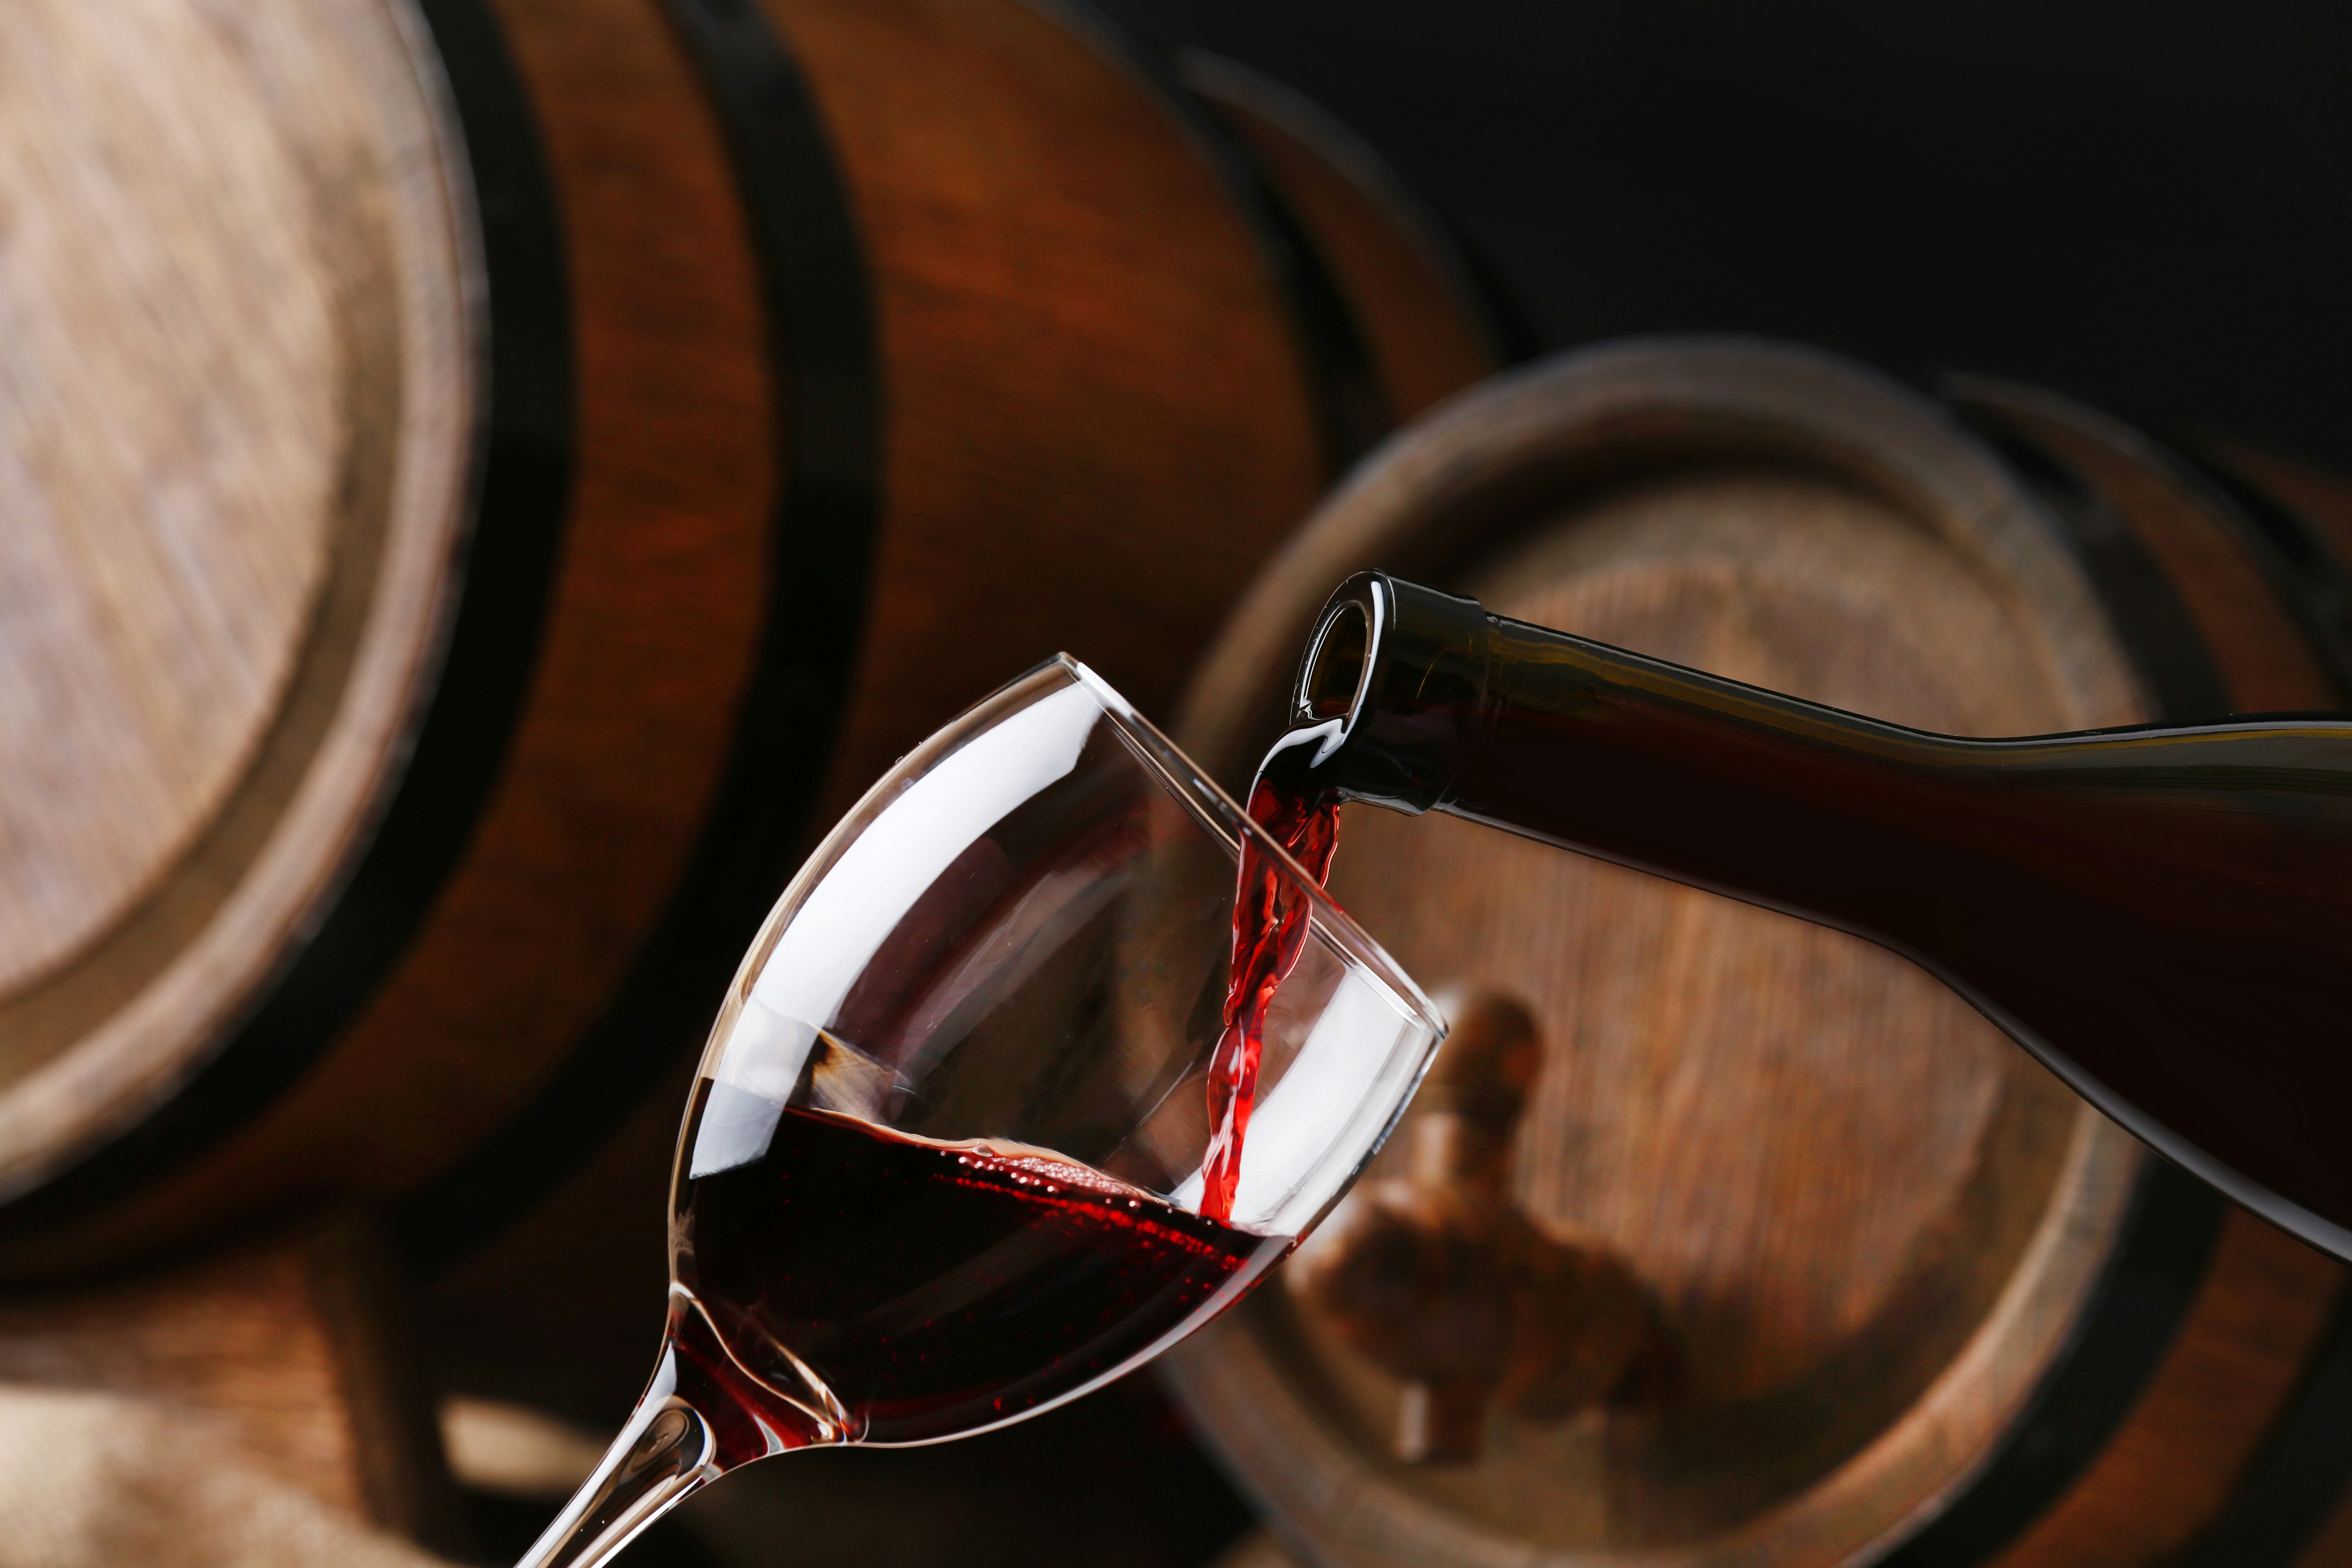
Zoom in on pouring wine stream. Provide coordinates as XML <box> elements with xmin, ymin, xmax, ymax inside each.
<box><xmin>509</xmin><ymin>655</ymin><xmax>1439</xmax><ymax>1568</ymax></box>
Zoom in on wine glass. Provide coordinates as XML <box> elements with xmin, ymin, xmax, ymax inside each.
<box><xmin>516</xmin><ymin>655</ymin><xmax>1444</xmax><ymax>1567</ymax></box>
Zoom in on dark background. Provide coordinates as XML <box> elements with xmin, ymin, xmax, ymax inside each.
<box><xmin>1098</xmin><ymin>0</ymin><xmax>2352</xmax><ymax>472</ymax></box>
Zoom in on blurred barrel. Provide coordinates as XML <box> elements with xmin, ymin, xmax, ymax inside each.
<box><xmin>1167</xmin><ymin>337</ymin><xmax>2352</xmax><ymax>1568</ymax></box>
<box><xmin>1180</xmin><ymin>52</ymin><xmax>1505</xmax><ymax>431</ymax></box>
<box><xmin>0</xmin><ymin>0</ymin><xmax>1493</xmax><ymax>1281</ymax></box>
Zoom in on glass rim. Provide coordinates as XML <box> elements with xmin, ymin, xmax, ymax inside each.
<box><xmin>1055</xmin><ymin>654</ymin><xmax>1446</xmax><ymax>1039</ymax></box>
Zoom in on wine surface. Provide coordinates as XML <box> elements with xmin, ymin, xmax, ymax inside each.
<box><xmin>1201</xmin><ymin>753</ymin><xmax>1341</xmax><ymax>1223</ymax></box>
<box><xmin>673</xmin><ymin>1082</ymin><xmax>1289</xmax><ymax>1450</ymax></box>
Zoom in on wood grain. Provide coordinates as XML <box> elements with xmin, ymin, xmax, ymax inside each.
<box><xmin>1957</xmin><ymin>385</ymin><xmax>2352</xmax><ymax>1568</ymax></box>
<box><xmin>0</xmin><ymin>0</ymin><xmax>337</xmax><ymax>998</ymax></box>
<box><xmin>0</xmin><ymin>0</ymin><xmax>1500</xmax><ymax>1449</ymax></box>
<box><xmin>1291</xmin><ymin>991</ymin><xmax>1675</xmax><ymax>1464</ymax></box>
<box><xmin>1975</xmin><ymin>386</ymin><xmax>2331</xmax><ymax>712</ymax></box>
<box><xmin>776</xmin><ymin>0</ymin><xmax>1329</xmax><ymax>820</ymax></box>
<box><xmin>0</xmin><ymin>0</ymin><xmax>776</xmax><ymax>1270</ymax></box>
<box><xmin>0</xmin><ymin>0</ymin><xmax>475</xmax><ymax>1199</ymax></box>
<box><xmin>1992</xmin><ymin>1212</ymin><xmax>2340</xmax><ymax>1568</ymax></box>
<box><xmin>423</xmin><ymin>2</ymin><xmax>1498</xmax><ymax>1427</ymax></box>
<box><xmin>0</xmin><ymin>1216</ymin><xmax>462</xmax><ymax>1548</ymax></box>
<box><xmin>181</xmin><ymin>0</ymin><xmax>774</xmax><ymax>1205</ymax></box>
<box><xmin>1244</xmin><ymin>478</ymin><xmax>2125</xmax><ymax>1552</ymax></box>
<box><xmin>1162</xmin><ymin>337</ymin><xmax>2352</xmax><ymax>1566</ymax></box>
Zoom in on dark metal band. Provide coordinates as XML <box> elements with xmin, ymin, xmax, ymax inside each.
<box><xmin>2178</xmin><ymin>1288</ymin><xmax>2352</xmax><ymax>1564</ymax></box>
<box><xmin>0</xmin><ymin>0</ymin><xmax>576</xmax><ymax>1245</ymax></box>
<box><xmin>2166</xmin><ymin>438</ymin><xmax>2352</xmax><ymax>707</ymax></box>
<box><xmin>396</xmin><ymin>0</ymin><xmax>884</xmax><ymax>1269</ymax></box>
<box><xmin>1041</xmin><ymin>0</ymin><xmax>1393</xmax><ymax>473</ymax></box>
<box><xmin>1173</xmin><ymin>50</ymin><xmax>1525</xmax><ymax>379</ymax></box>
<box><xmin>1876</xmin><ymin>1161</ymin><xmax>2226</xmax><ymax>1567</ymax></box>
<box><xmin>1954</xmin><ymin>402</ymin><xmax>2234</xmax><ymax>720</ymax></box>
<box><xmin>1869</xmin><ymin>395</ymin><xmax>2234</xmax><ymax>1567</ymax></box>
<box><xmin>401</xmin><ymin>0</ymin><xmax>1400</xmax><ymax>1268</ymax></box>
<box><xmin>2159</xmin><ymin>441</ymin><xmax>2352</xmax><ymax>1564</ymax></box>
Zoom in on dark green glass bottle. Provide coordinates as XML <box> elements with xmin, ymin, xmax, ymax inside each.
<box><xmin>1268</xmin><ymin>570</ymin><xmax>2352</xmax><ymax>1262</ymax></box>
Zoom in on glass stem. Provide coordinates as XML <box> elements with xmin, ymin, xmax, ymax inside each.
<box><xmin>512</xmin><ymin>1345</ymin><xmax>725</xmax><ymax>1568</ymax></box>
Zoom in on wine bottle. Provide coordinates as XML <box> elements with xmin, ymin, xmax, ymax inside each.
<box><xmin>1269</xmin><ymin>569</ymin><xmax>2352</xmax><ymax>1261</ymax></box>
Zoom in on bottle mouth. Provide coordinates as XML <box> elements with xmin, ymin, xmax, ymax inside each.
<box><xmin>1286</xmin><ymin>571</ymin><xmax>1496</xmax><ymax>818</ymax></box>
<box><xmin>1298</xmin><ymin>599</ymin><xmax>1371</xmax><ymax>724</ymax></box>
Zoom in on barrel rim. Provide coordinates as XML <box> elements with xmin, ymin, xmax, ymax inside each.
<box><xmin>1163</xmin><ymin>334</ymin><xmax>2172</xmax><ymax>1566</ymax></box>
<box><xmin>0</xmin><ymin>0</ymin><xmax>548</xmax><ymax>1227</ymax></box>
<box><xmin>1176</xmin><ymin>334</ymin><xmax>2150</xmax><ymax>774</ymax></box>
<box><xmin>1933</xmin><ymin>386</ymin><xmax>2352</xmax><ymax>1566</ymax></box>
<box><xmin>1174</xmin><ymin>48</ymin><xmax>1521</xmax><ymax>382</ymax></box>
<box><xmin>2161</xmin><ymin>443</ymin><xmax>2352</xmax><ymax>1564</ymax></box>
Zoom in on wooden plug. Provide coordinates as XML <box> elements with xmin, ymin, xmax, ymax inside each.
<box><xmin>1289</xmin><ymin>990</ymin><xmax>1678</xmax><ymax>1463</ymax></box>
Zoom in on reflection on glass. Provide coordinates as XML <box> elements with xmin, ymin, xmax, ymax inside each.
<box><xmin>515</xmin><ymin>657</ymin><xmax>1444</xmax><ymax>1568</ymax></box>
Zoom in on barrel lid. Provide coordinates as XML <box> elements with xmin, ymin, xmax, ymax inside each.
<box><xmin>0</xmin><ymin>0</ymin><xmax>478</xmax><ymax>1188</ymax></box>
<box><xmin>1165</xmin><ymin>337</ymin><xmax>2147</xmax><ymax>1565</ymax></box>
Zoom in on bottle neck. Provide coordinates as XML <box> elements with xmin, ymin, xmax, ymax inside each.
<box><xmin>1280</xmin><ymin>571</ymin><xmax>1496</xmax><ymax>816</ymax></box>
<box><xmin>1277</xmin><ymin>570</ymin><xmax>2352</xmax><ymax>1265</ymax></box>
<box><xmin>1282</xmin><ymin>573</ymin><xmax>1948</xmax><ymax>912</ymax></box>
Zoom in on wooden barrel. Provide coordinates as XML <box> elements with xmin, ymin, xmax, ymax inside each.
<box><xmin>0</xmin><ymin>0</ymin><xmax>1494</xmax><ymax>1280</ymax></box>
<box><xmin>409</xmin><ymin>24</ymin><xmax>1502</xmax><ymax>1430</ymax></box>
<box><xmin>1166</xmin><ymin>337</ymin><xmax>2352</xmax><ymax>1568</ymax></box>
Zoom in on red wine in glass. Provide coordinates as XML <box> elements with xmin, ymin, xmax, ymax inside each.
<box><xmin>672</xmin><ymin>1084</ymin><xmax>1291</xmax><ymax>1457</ymax></box>
<box><xmin>514</xmin><ymin>657</ymin><xmax>1441</xmax><ymax>1568</ymax></box>
<box><xmin>671</xmin><ymin>717</ymin><xmax>1351</xmax><ymax>1452</ymax></box>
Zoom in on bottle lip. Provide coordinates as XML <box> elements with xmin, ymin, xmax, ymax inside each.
<box><xmin>1286</xmin><ymin>573</ymin><xmax>1398</xmax><ymax>780</ymax></box>
<box><xmin>1298</xmin><ymin>598</ymin><xmax>1373</xmax><ymax>725</ymax></box>
<box><xmin>1284</xmin><ymin>571</ymin><xmax>1493</xmax><ymax>816</ymax></box>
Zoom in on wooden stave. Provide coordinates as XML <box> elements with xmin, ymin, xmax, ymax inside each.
<box><xmin>403</xmin><ymin>0</ymin><xmax>1366</xmax><ymax>1411</ymax></box>
<box><xmin>0</xmin><ymin>0</ymin><xmax>592</xmax><ymax>1252</ymax></box>
<box><xmin>1166</xmin><ymin>337</ymin><xmax>2146</xmax><ymax>1568</ymax></box>
<box><xmin>1942</xmin><ymin>389</ymin><xmax>2352</xmax><ymax>1568</ymax></box>
<box><xmin>0</xmin><ymin>0</ymin><xmax>782</xmax><ymax>1273</ymax></box>
<box><xmin>1858</xmin><ymin>381</ymin><xmax>2351</xmax><ymax>1564</ymax></box>
<box><xmin>0</xmin><ymin>0</ymin><xmax>1492</xmax><ymax>1278</ymax></box>
<box><xmin>385</xmin><ymin>0</ymin><xmax>872</xmax><ymax>1275</ymax></box>
<box><xmin>406</xmin><ymin>10</ymin><xmax>1501</xmax><ymax>1425</ymax></box>
<box><xmin>1163</xmin><ymin>337</ymin><xmax>2352</xmax><ymax>1568</ymax></box>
